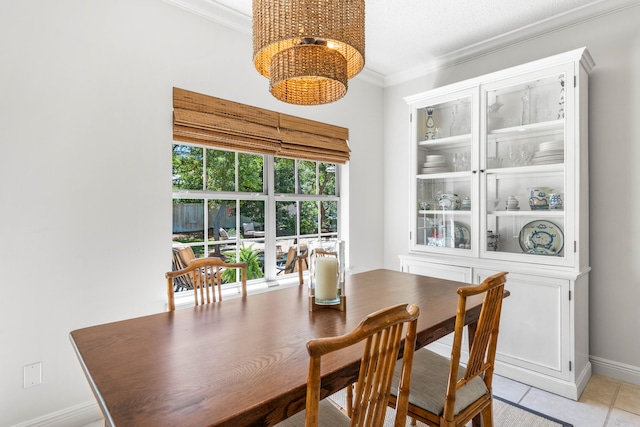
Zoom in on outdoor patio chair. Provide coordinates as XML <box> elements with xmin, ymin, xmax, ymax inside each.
<box><xmin>219</xmin><ymin>228</ymin><xmax>235</xmax><ymax>241</ymax></box>
<box><xmin>171</xmin><ymin>246</ymin><xmax>197</xmax><ymax>292</ymax></box>
<box><xmin>242</xmin><ymin>222</ymin><xmax>255</xmax><ymax>238</ymax></box>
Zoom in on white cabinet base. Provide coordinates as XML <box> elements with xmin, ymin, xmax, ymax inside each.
<box><xmin>400</xmin><ymin>254</ymin><xmax>590</xmax><ymax>400</ymax></box>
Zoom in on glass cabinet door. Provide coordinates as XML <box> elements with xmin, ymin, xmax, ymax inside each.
<box><xmin>481</xmin><ymin>68</ymin><xmax>572</xmax><ymax>265</ymax></box>
<box><xmin>412</xmin><ymin>92</ymin><xmax>477</xmax><ymax>255</ymax></box>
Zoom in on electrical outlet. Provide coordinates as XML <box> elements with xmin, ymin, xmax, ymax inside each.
<box><xmin>24</xmin><ymin>362</ymin><xmax>42</xmax><ymax>388</ymax></box>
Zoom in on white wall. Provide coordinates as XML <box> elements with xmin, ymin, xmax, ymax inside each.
<box><xmin>383</xmin><ymin>4</ymin><xmax>640</xmax><ymax>383</ymax></box>
<box><xmin>0</xmin><ymin>0</ymin><xmax>383</xmax><ymax>425</ymax></box>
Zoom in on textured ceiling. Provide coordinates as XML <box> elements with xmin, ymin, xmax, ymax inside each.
<box><xmin>175</xmin><ymin>0</ymin><xmax>627</xmax><ymax>83</ymax></box>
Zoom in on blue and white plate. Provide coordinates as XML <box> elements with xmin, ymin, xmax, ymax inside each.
<box><xmin>519</xmin><ymin>220</ymin><xmax>564</xmax><ymax>256</ymax></box>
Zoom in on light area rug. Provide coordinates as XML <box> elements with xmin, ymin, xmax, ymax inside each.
<box><xmin>328</xmin><ymin>389</ymin><xmax>573</xmax><ymax>427</ymax></box>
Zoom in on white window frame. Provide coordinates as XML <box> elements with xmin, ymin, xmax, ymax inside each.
<box><xmin>172</xmin><ymin>143</ymin><xmax>342</xmax><ymax>296</ymax></box>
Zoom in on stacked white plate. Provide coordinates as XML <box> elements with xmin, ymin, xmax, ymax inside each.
<box><xmin>422</xmin><ymin>154</ymin><xmax>451</xmax><ymax>174</ymax></box>
<box><xmin>532</xmin><ymin>141</ymin><xmax>564</xmax><ymax>165</ymax></box>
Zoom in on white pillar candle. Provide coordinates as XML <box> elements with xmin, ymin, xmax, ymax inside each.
<box><xmin>315</xmin><ymin>257</ymin><xmax>338</xmax><ymax>301</ymax></box>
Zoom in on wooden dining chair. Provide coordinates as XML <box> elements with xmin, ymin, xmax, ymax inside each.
<box><xmin>275</xmin><ymin>303</ymin><xmax>420</xmax><ymax>427</ymax></box>
<box><xmin>277</xmin><ymin>246</ymin><xmax>299</xmax><ymax>276</ymax></box>
<box><xmin>165</xmin><ymin>257</ymin><xmax>248</xmax><ymax>311</ymax></box>
<box><xmin>296</xmin><ymin>250</ymin><xmax>308</xmax><ymax>285</ymax></box>
<box><xmin>276</xmin><ymin>245</ymin><xmax>308</xmax><ymax>285</ymax></box>
<box><xmin>388</xmin><ymin>271</ymin><xmax>508</xmax><ymax>427</ymax></box>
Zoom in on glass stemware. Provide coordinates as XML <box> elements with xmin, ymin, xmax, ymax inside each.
<box><xmin>452</xmin><ymin>152</ymin><xmax>460</xmax><ymax>172</ymax></box>
<box><xmin>507</xmin><ymin>143</ymin><xmax>520</xmax><ymax>167</ymax></box>
<box><xmin>450</xmin><ymin>104</ymin><xmax>459</xmax><ymax>137</ymax></box>
<box><xmin>460</xmin><ymin>151</ymin><xmax>469</xmax><ymax>171</ymax></box>
<box><xmin>521</xmin><ymin>88</ymin><xmax>531</xmax><ymax>125</ymax></box>
<box><xmin>519</xmin><ymin>143</ymin><xmax>535</xmax><ymax>166</ymax></box>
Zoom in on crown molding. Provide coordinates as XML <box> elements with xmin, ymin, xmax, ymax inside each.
<box><xmin>353</xmin><ymin>68</ymin><xmax>385</xmax><ymax>87</ymax></box>
<box><xmin>162</xmin><ymin>0</ymin><xmax>251</xmax><ymax>35</ymax></box>
<box><xmin>384</xmin><ymin>0</ymin><xmax>640</xmax><ymax>87</ymax></box>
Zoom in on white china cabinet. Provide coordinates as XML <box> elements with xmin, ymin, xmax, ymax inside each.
<box><xmin>400</xmin><ymin>48</ymin><xmax>594</xmax><ymax>400</ymax></box>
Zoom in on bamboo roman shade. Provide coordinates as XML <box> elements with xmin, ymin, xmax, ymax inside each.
<box><xmin>173</xmin><ymin>88</ymin><xmax>350</xmax><ymax>163</ymax></box>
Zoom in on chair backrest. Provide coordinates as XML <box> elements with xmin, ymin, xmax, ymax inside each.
<box><xmin>242</xmin><ymin>222</ymin><xmax>254</xmax><ymax>237</ymax></box>
<box><xmin>296</xmin><ymin>250</ymin><xmax>308</xmax><ymax>285</ymax></box>
<box><xmin>165</xmin><ymin>257</ymin><xmax>248</xmax><ymax>311</ymax></box>
<box><xmin>305</xmin><ymin>303</ymin><xmax>420</xmax><ymax>427</ymax></box>
<box><xmin>219</xmin><ymin>228</ymin><xmax>230</xmax><ymax>240</ymax></box>
<box><xmin>173</xmin><ymin>246</ymin><xmax>196</xmax><ymax>268</ymax></box>
<box><xmin>443</xmin><ymin>271</ymin><xmax>508</xmax><ymax>422</ymax></box>
<box><xmin>281</xmin><ymin>246</ymin><xmax>298</xmax><ymax>274</ymax></box>
<box><xmin>171</xmin><ymin>246</ymin><xmax>198</xmax><ymax>292</ymax></box>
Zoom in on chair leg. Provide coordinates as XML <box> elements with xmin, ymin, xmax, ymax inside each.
<box><xmin>410</xmin><ymin>417</ymin><xmax>417</xmax><ymax>426</ymax></box>
<box><xmin>346</xmin><ymin>384</ymin><xmax>353</xmax><ymax>417</ymax></box>
<box><xmin>481</xmin><ymin>401</ymin><xmax>494</xmax><ymax>427</ymax></box>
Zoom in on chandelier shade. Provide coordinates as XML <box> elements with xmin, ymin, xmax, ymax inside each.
<box><xmin>252</xmin><ymin>0</ymin><xmax>365</xmax><ymax>105</ymax></box>
<box><xmin>270</xmin><ymin>44</ymin><xmax>348</xmax><ymax>105</ymax></box>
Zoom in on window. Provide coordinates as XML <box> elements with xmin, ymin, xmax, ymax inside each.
<box><xmin>172</xmin><ymin>143</ymin><xmax>340</xmax><ymax>291</ymax></box>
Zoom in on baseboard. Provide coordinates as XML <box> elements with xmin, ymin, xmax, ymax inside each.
<box><xmin>591</xmin><ymin>355</ymin><xmax>640</xmax><ymax>386</ymax></box>
<box><xmin>10</xmin><ymin>401</ymin><xmax>102</xmax><ymax>427</ymax></box>
<box><xmin>493</xmin><ymin>360</ymin><xmax>585</xmax><ymax>400</ymax></box>
<box><xmin>431</xmin><ymin>347</ymin><xmax>640</xmax><ymax>395</ymax></box>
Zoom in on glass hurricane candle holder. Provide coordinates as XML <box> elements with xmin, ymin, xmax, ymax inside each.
<box><xmin>308</xmin><ymin>239</ymin><xmax>346</xmax><ymax>312</ymax></box>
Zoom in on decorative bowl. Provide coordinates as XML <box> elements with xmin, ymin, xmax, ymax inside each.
<box><xmin>505</xmin><ymin>195</ymin><xmax>519</xmax><ymax>210</ymax></box>
<box><xmin>435</xmin><ymin>192</ymin><xmax>461</xmax><ymax>210</ymax></box>
<box><xmin>528</xmin><ymin>187</ymin><xmax>554</xmax><ymax>210</ymax></box>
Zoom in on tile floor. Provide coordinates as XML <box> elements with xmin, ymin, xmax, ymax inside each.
<box><xmin>493</xmin><ymin>374</ymin><xmax>640</xmax><ymax>426</ymax></box>
<box><xmin>83</xmin><ymin>374</ymin><xmax>640</xmax><ymax>427</ymax></box>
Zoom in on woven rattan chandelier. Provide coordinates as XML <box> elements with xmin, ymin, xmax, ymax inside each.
<box><xmin>252</xmin><ymin>0</ymin><xmax>365</xmax><ymax>106</ymax></box>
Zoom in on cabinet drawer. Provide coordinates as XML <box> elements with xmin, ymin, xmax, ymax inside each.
<box><xmin>402</xmin><ymin>260</ymin><xmax>471</xmax><ymax>283</ymax></box>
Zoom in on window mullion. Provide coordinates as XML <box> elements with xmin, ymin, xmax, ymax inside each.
<box><xmin>234</xmin><ymin>152</ymin><xmax>239</xmax><ymax>192</ymax></box>
<box><xmin>203</xmin><ymin>150</ymin><xmax>209</xmax><ymax>255</ymax></box>
<box><xmin>316</xmin><ymin>162</ymin><xmax>321</xmax><ymax>236</ymax></box>
<box><xmin>265</xmin><ymin>156</ymin><xmax>276</xmax><ymax>281</ymax></box>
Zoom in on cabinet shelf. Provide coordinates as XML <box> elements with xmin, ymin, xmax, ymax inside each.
<box><xmin>417</xmin><ymin>171</ymin><xmax>470</xmax><ymax>179</ymax></box>
<box><xmin>418</xmin><ymin>133</ymin><xmax>471</xmax><ymax>149</ymax></box>
<box><xmin>418</xmin><ymin>210</ymin><xmax>472</xmax><ymax>215</ymax></box>
<box><xmin>488</xmin><ymin>119</ymin><xmax>563</xmax><ymax>138</ymax></box>
<box><xmin>488</xmin><ymin>164</ymin><xmax>564</xmax><ymax>175</ymax></box>
<box><xmin>488</xmin><ymin>210</ymin><xmax>564</xmax><ymax>217</ymax></box>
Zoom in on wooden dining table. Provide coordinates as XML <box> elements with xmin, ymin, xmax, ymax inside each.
<box><xmin>70</xmin><ymin>269</ymin><xmax>485</xmax><ymax>427</ymax></box>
